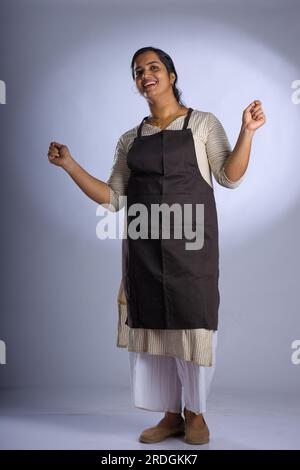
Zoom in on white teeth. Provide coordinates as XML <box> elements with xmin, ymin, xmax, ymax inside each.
<box><xmin>144</xmin><ymin>81</ymin><xmax>157</xmax><ymax>87</ymax></box>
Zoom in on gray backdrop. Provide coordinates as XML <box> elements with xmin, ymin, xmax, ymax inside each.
<box><xmin>0</xmin><ymin>0</ymin><xmax>299</xmax><ymax>395</ymax></box>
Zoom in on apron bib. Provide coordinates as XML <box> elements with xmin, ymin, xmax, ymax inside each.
<box><xmin>124</xmin><ymin>107</ymin><xmax>219</xmax><ymax>330</ymax></box>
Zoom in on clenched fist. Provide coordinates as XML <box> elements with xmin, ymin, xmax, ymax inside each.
<box><xmin>47</xmin><ymin>141</ymin><xmax>73</xmax><ymax>169</ymax></box>
<box><xmin>242</xmin><ymin>100</ymin><xmax>266</xmax><ymax>132</ymax></box>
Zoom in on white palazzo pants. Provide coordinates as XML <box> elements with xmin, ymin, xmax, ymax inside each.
<box><xmin>128</xmin><ymin>331</ymin><xmax>218</xmax><ymax>415</ymax></box>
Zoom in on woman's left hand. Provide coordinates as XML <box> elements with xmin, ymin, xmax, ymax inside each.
<box><xmin>242</xmin><ymin>100</ymin><xmax>266</xmax><ymax>132</ymax></box>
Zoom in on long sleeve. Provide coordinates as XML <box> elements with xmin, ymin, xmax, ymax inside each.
<box><xmin>101</xmin><ymin>134</ymin><xmax>131</xmax><ymax>212</ymax></box>
<box><xmin>206</xmin><ymin>112</ymin><xmax>245</xmax><ymax>189</ymax></box>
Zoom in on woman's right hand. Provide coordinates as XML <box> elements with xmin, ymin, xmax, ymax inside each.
<box><xmin>47</xmin><ymin>141</ymin><xmax>74</xmax><ymax>170</ymax></box>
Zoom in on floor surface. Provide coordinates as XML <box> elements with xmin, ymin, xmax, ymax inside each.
<box><xmin>0</xmin><ymin>387</ymin><xmax>299</xmax><ymax>450</ymax></box>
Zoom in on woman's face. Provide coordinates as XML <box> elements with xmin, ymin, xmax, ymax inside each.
<box><xmin>133</xmin><ymin>51</ymin><xmax>176</xmax><ymax>101</ymax></box>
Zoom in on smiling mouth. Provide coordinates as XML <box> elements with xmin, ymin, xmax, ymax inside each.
<box><xmin>143</xmin><ymin>81</ymin><xmax>158</xmax><ymax>90</ymax></box>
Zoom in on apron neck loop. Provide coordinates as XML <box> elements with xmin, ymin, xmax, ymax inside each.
<box><xmin>137</xmin><ymin>107</ymin><xmax>193</xmax><ymax>138</ymax></box>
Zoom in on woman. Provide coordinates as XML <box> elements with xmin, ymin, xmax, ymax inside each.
<box><xmin>48</xmin><ymin>46</ymin><xmax>266</xmax><ymax>445</ymax></box>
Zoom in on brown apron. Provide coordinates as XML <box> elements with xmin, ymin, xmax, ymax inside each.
<box><xmin>124</xmin><ymin>107</ymin><xmax>219</xmax><ymax>330</ymax></box>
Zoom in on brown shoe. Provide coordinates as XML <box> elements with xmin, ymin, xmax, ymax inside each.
<box><xmin>138</xmin><ymin>415</ymin><xmax>185</xmax><ymax>444</ymax></box>
<box><xmin>183</xmin><ymin>407</ymin><xmax>209</xmax><ymax>445</ymax></box>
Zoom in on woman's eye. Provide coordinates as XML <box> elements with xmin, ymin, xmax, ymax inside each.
<box><xmin>136</xmin><ymin>66</ymin><xmax>159</xmax><ymax>78</ymax></box>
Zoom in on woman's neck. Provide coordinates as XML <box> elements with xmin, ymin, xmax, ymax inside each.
<box><xmin>148</xmin><ymin>102</ymin><xmax>187</xmax><ymax>121</ymax></box>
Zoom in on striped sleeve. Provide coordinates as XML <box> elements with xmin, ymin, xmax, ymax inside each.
<box><xmin>206</xmin><ymin>112</ymin><xmax>245</xmax><ymax>189</ymax></box>
<box><xmin>100</xmin><ymin>134</ymin><xmax>131</xmax><ymax>212</ymax></box>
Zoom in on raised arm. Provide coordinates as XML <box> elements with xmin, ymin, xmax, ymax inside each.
<box><xmin>222</xmin><ymin>100</ymin><xmax>266</xmax><ymax>183</ymax></box>
<box><xmin>47</xmin><ymin>134</ymin><xmax>131</xmax><ymax>211</ymax></box>
<box><xmin>48</xmin><ymin>141</ymin><xmax>111</xmax><ymax>205</ymax></box>
<box><xmin>205</xmin><ymin>112</ymin><xmax>245</xmax><ymax>189</ymax></box>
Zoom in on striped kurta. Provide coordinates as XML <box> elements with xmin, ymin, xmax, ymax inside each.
<box><xmin>101</xmin><ymin>109</ymin><xmax>245</xmax><ymax>366</ymax></box>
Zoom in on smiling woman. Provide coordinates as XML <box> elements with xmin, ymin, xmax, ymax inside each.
<box><xmin>103</xmin><ymin>46</ymin><xmax>264</xmax><ymax>444</ymax></box>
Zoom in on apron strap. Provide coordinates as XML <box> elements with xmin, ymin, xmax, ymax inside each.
<box><xmin>137</xmin><ymin>116</ymin><xmax>148</xmax><ymax>138</ymax></box>
<box><xmin>182</xmin><ymin>107</ymin><xmax>193</xmax><ymax>129</ymax></box>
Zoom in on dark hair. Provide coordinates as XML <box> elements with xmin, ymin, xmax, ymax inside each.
<box><xmin>130</xmin><ymin>46</ymin><xmax>186</xmax><ymax>106</ymax></box>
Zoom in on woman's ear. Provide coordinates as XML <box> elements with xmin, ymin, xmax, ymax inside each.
<box><xmin>170</xmin><ymin>72</ymin><xmax>176</xmax><ymax>84</ymax></box>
